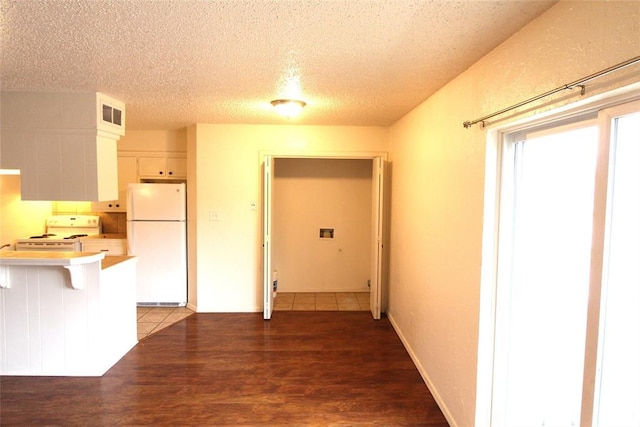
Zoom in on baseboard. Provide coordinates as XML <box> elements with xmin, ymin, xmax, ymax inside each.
<box><xmin>387</xmin><ymin>312</ymin><xmax>458</xmax><ymax>427</ymax></box>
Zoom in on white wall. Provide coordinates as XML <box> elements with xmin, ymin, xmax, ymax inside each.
<box><xmin>273</xmin><ymin>158</ymin><xmax>372</xmax><ymax>293</ymax></box>
<box><xmin>190</xmin><ymin>124</ymin><xmax>388</xmax><ymax>312</ymax></box>
<box><xmin>387</xmin><ymin>2</ymin><xmax>640</xmax><ymax>426</ymax></box>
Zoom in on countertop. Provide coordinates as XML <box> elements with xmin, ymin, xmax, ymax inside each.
<box><xmin>101</xmin><ymin>255</ymin><xmax>136</xmax><ymax>270</ymax></box>
<box><xmin>0</xmin><ymin>251</ymin><xmax>105</xmax><ymax>266</ymax></box>
<box><xmin>0</xmin><ymin>251</ymin><xmax>135</xmax><ymax>270</ymax></box>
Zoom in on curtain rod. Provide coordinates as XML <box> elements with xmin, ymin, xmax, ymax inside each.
<box><xmin>463</xmin><ymin>56</ymin><xmax>640</xmax><ymax>129</ymax></box>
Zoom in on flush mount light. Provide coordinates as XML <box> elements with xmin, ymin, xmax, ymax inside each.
<box><xmin>270</xmin><ymin>99</ymin><xmax>306</xmax><ymax>118</ymax></box>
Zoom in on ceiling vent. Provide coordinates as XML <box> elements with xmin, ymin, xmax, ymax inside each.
<box><xmin>98</xmin><ymin>94</ymin><xmax>125</xmax><ymax>135</ymax></box>
<box><xmin>102</xmin><ymin>103</ymin><xmax>123</xmax><ymax>126</ymax></box>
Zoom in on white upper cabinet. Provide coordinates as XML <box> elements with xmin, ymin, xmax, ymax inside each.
<box><xmin>138</xmin><ymin>155</ymin><xmax>186</xmax><ymax>179</ymax></box>
<box><xmin>91</xmin><ymin>156</ymin><xmax>138</xmax><ymax>212</ymax></box>
<box><xmin>0</xmin><ymin>91</ymin><xmax>125</xmax><ymax>201</ymax></box>
<box><xmin>166</xmin><ymin>157</ymin><xmax>187</xmax><ymax>178</ymax></box>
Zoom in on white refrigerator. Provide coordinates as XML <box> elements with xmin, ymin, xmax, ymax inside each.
<box><xmin>127</xmin><ymin>183</ymin><xmax>187</xmax><ymax>305</ymax></box>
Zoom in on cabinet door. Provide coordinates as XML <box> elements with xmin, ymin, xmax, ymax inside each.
<box><xmin>138</xmin><ymin>157</ymin><xmax>166</xmax><ymax>177</ymax></box>
<box><xmin>81</xmin><ymin>240</ymin><xmax>127</xmax><ymax>255</ymax></box>
<box><xmin>91</xmin><ymin>156</ymin><xmax>137</xmax><ymax>212</ymax></box>
<box><xmin>166</xmin><ymin>157</ymin><xmax>187</xmax><ymax>178</ymax></box>
<box><xmin>3</xmin><ymin>132</ymin><xmax>119</xmax><ymax>202</ymax></box>
<box><xmin>115</xmin><ymin>156</ymin><xmax>138</xmax><ymax>211</ymax></box>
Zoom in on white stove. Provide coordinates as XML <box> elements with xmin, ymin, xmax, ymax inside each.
<box><xmin>15</xmin><ymin>215</ymin><xmax>102</xmax><ymax>252</ymax></box>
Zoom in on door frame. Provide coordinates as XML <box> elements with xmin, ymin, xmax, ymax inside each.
<box><xmin>260</xmin><ymin>150</ymin><xmax>388</xmax><ymax>320</ymax></box>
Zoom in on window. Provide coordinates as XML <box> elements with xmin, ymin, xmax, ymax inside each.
<box><xmin>591</xmin><ymin>105</ymin><xmax>640</xmax><ymax>427</ymax></box>
<box><xmin>479</xmin><ymin>97</ymin><xmax>640</xmax><ymax>427</ymax></box>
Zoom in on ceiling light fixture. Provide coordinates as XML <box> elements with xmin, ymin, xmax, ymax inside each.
<box><xmin>270</xmin><ymin>99</ymin><xmax>306</xmax><ymax>118</ymax></box>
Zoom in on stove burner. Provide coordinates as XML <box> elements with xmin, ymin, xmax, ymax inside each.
<box><xmin>27</xmin><ymin>233</ymin><xmax>89</xmax><ymax>239</ymax></box>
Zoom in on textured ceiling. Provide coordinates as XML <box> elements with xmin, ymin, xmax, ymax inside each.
<box><xmin>0</xmin><ymin>0</ymin><xmax>556</xmax><ymax>130</ymax></box>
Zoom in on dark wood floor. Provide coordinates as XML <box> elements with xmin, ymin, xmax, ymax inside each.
<box><xmin>1</xmin><ymin>311</ymin><xmax>449</xmax><ymax>426</ymax></box>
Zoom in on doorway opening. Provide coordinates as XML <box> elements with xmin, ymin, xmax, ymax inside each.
<box><xmin>262</xmin><ymin>153</ymin><xmax>386</xmax><ymax>320</ymax></box>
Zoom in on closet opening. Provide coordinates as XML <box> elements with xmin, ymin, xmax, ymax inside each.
<box><xmin>262</xmin><ymin>154</ymin><xmax>386</xmax><ymax>321</ymax></box>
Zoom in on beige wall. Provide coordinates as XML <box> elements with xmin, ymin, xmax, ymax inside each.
<box><xmin>118</xmin><ymin>129</ymin><xmax>187</xmax><ymax>152</ymax></box>
<box><xmin>0</xmin><ymin>175</ymin><xmax>52</xmax><ymax>248</ymax></box>
<box><xmin>387</xmin><ymin>2</ymin><xmax>640</xmax><ymax>426</ymax></box>
<box><xmin>190</xmin><ymin>124</ymin><xmax>388</xmax><ymax>312</ymax></box>
<box><xmin>273</xmin><ymin>158</ymin><xmax>372</xmax><ymax>293</ymax></box>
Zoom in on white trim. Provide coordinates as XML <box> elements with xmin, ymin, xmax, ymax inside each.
<box><xmin>474</xmin><ymin>127</ymin><xmax>501</xmax><ymax>427</ymax></box>
<box><xmin>587</xmin><ymin>100</ymin><xmax>640</xmax><ymax>427</ymax></box>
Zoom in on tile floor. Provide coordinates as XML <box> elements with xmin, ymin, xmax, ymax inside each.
<box><xmin>274</xmin><ymin>292</ymin><xmax>370</xmax><ymax>311</ymax></box>
<box><xmin>137</xmin><ymin>306</ymin><xmax>194</xmax><ymax>341</ymax></box>
<box><xmin>137</xmin><ymin>292</ymin><xmax>369</xmax><ymax>340</ymax></box>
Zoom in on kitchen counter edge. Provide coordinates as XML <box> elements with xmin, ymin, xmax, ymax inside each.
<box><xmin>101</xmin><ymin>255</ymin><xmax>137</xmax><ymax>270</ymax></box>
<box><xmin>0</xmin><ymin>252</ymin><xmax>136</xmax><ymax>270</ymax></box>
<box><xmin>0</xmin><ymin>251</ymin><xmax>106</xmax><ymax>266</ymax></box>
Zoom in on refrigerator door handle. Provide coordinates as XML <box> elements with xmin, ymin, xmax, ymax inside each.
<box><xmin>126</xmin><ymin>221</ymin><xmax>134</xmax><ymax>255</ymax></box>
<box><xmin>127</xmin><ymin>184</ymin><xmax>134</xmax><ymax>220</ymax></box>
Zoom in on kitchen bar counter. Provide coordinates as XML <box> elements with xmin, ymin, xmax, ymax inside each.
<box><xmin>0</xmin><ymin>252</ymin><xmax>135</xmax><ymax>270</ymax></box>
<box><xmin>0</xmin><ymin>251</ymin><xmax>137</xmax><ymax>376</ymax></box>
<box><xmin>0</xmin><ymin>251</ymin><xmax>105</xmax><ymax>290</ymax></box>
<box><xmin>0</xmin><ymin>250</ymin><xmax>105</xmax><ymax>266</ymax></box>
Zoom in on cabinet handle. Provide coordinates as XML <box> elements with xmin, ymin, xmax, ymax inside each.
<box><xmin>169</xmin><ymin>171</ymin><xmax>173</xmax><ymax>175</ymax></box>
<box><xmin>159</xmin><ymin>171</ymin><xmax>164</xmax><ymax>175</ymax></box>
<box><xmin>108</xmin><ymin>204</ymin><xmax>113</xmax><ymax>207</ymax></box>
<box><xmin>115</xmin><ymin>204</ymin><xmax>120</xmax><ymax>208</ymax></box>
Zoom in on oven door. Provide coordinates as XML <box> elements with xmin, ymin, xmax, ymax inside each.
<box><xmin>16</xmin><ymin>240</ymin><xmax>81</xmax><ymax>252</ymax></box>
